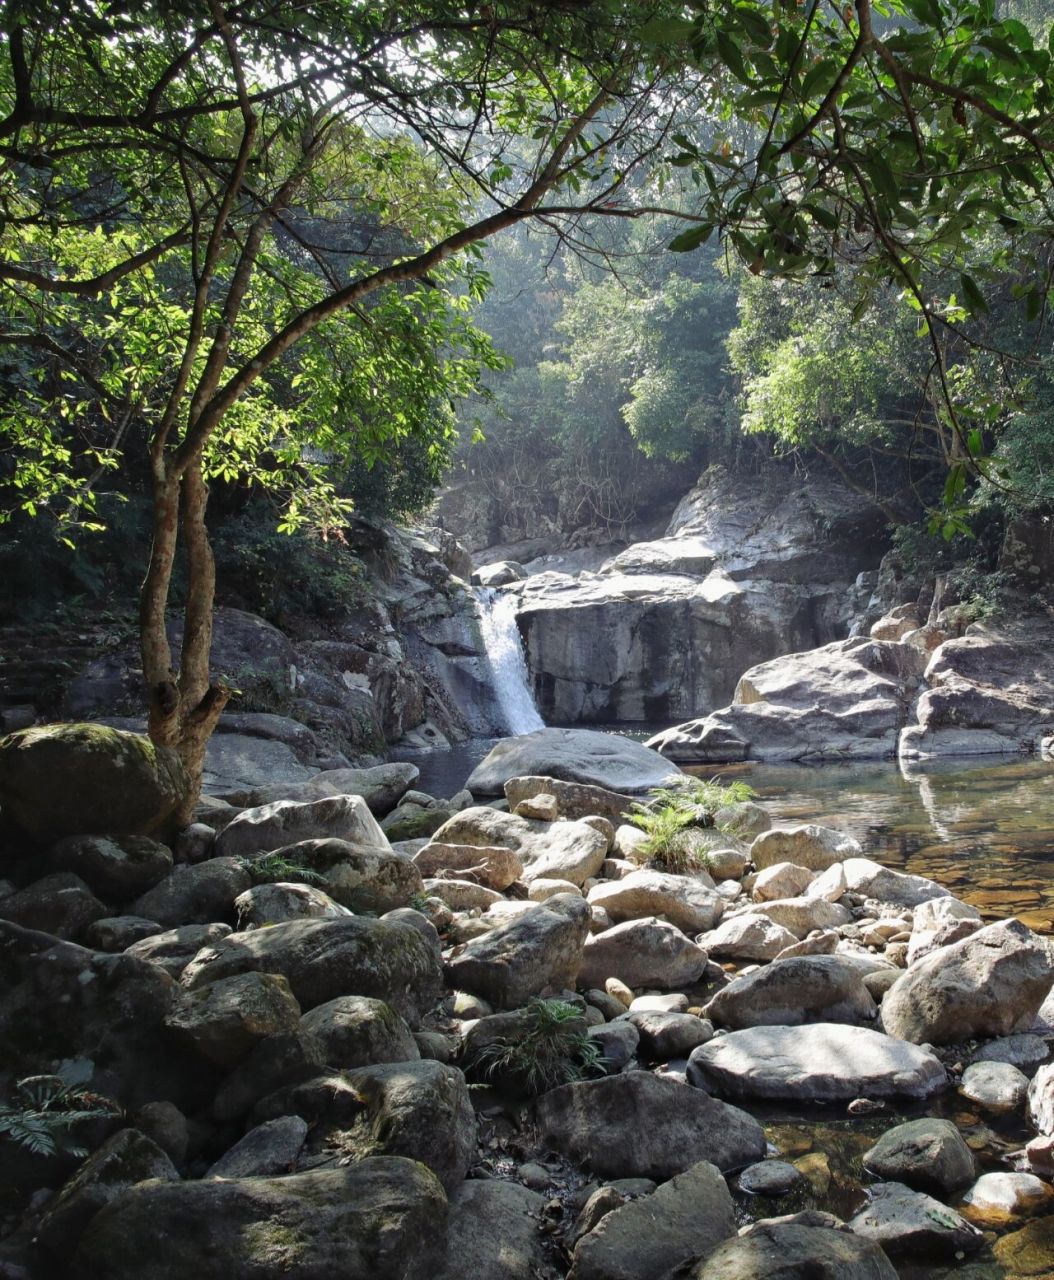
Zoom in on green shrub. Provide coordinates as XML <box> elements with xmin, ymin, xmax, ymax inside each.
<box><xmin>624</xmin><ymin>777</ymin><xmax>756</xmax><ymax>875</ymax></box>
<box><xmin>468</xmin><ymin>998</ymin><xmax>605</xmax><ymax>1096</ymax></box>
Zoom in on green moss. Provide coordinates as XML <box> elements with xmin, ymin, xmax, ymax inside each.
<box><xmin>243</xmin><ymin>1220</ymin><xmax>306</xmax><ymax>1264</ymax></box>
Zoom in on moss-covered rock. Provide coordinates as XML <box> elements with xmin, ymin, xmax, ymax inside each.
<box><xmin>0</xmin><ymin>723</ymin><xmax>187</xmax><ymax>842</ymax></box>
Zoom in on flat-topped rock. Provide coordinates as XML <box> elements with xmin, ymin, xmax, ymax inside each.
<box><xmin>687</xmin><ymin>1023</ymin><xmax>945</xmax><ymax>1101</ymax></box>
<box><xmin>466</xmin><ymin>728</ymin><xmax>680</xmax><ymax>795</ymax></box>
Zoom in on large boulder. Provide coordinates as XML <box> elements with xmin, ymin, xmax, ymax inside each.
<box><xmin>164</xmin><ymin>971</ymin><xmax>301</xmax><ymax>1067</ymax></box>
<box><xmin>47</xmin><ymin>834</ymin><xmax>173</xmax><ymax>900</ymax></box>
<box><xmin>466</xmin><ymin>728</ymin><xmax>680</xmax><ymax>795</ymax></box>
<box><xmin>234</xmin><ymin>882</ymin><xmax>352</xmax><ymax>928</ymax></box>
<box><xmin>688</xmin><ymin>1024</ymin><xmax>945</xmax><ymax>1102</ymax></box>
<box><xmin>577</xmin><ymin>917</ymin><xmax>710</xmax><ymax>990</ymax></box>
<box><xmin>429</xmin><ymin>807</ymin><xmax>607</xmax><ymax>886</ymax></box>
<box><xmin>569</xmin><ymin>1160</ymin><xmax>736</xmax><ymax>1280</ymax></box>
<box><xmin>130</xmin><ymin>857</ymin><xmax>251</xmax><ymax>926</ymax></box>
<box><xmin>504</xmin><ymin>775</ymin><xmax>636</xmax><ymax>823</ymax></box>
<box><xmin>704</xmin><ymin>957</ymin><xmax>877</xmax><ymax>1030</ymax></box>
<box><xmin>214</xmin><ymin>794</ymin><xmax>392</xmax><ymax>859</ymax></box>
<box><xmin>750</xmin><ymin>824</ymin><xmax>861</xmax><ymax>872</ymax></box>
<box><xmin>698</xmin><ymin>913</ymin><xmax>799</xmax><ymax>962</ymax></box>
<box><xmin>222</xmin><ymin>762</ymin><xmax>420</xmax><ymax>815</ymax></box>
<box><xmin>0</xmin><ymin>872</ymin><xmax>107</xmax><ymax>940</ymax></box>
<box><xmin>242</xmin><ymin>838</ymin><xmax>422</xmax><ymax>914</ymax></box>
<box><xmin>862</xmin><ymin>1118</ymin><xmax>976</xmax><ymax>1196</ymax></box>
<box><xmin>299</xmin><ymin>995</ymin><xmax>419</xmax><ymax>1068</ymax></box>
<box><xmin>181</xmin><ymin>917</ymin><xmax>444</xmax><ymax>1023</ymax></box>
<box><xmin>648</xmin><ymin>638</ymin><xmax>921</xmax><ymax>764</ymax></box>
<box><xmin>689</xmin><ymin>1222</ymin><xmax>898</xmax><ymax>1280</ymax></box>
<box><xmin>587</xmin><ymin>869</ymin><xmax>723</xmax><ymax>934</ymax></box>
<box><xmin>72</xmin><ymin>1157</ymin><xmax>448</xmax><ymax>1280</ymax></box>
<box><xmin>881</xmin><ymin>919</ymin><xmax>1054</xmax><ymax>1045</ymax></box>
<box><xmin>0</xmin><ymin>723</ymin><xmax>187</xmax><ymax>841</ymax></box>
<box><xmin>535</xmin><ymin>1072</ymin><xmax>766</xmax><ymax>1178</ymax></box>
<box><xmin>840</xmin><ymin>857</ymin><xmax>948</xmax><ymax>908</ymax></box>
<box><xmin>412</xmin><ymin>842</ymin><xmax>523</xmax><ymax>891</ymax></box>
<box><xmin>436</xmin><ymin>1180</ymin><xmax>549</xmax><ymax>1280</ymax></box>
<box><xmin>846</xmin><ymin>1182</ymin><xmax>983</xmax><ymax>1259</ymax></box>
<box><xmin>444</xmin><ymin>895</ymin><xmax>591</xmax><ymax>1009</ymax></box>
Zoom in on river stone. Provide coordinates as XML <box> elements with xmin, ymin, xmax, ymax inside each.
<box><xmin>0</xmin><ymin>871</ymin><xmax>107</xmax><ymax>940</ymax></box>
<box><xmin>124</xmin><ymin>922</ymin><xmax>233</xmax><ymax>978</ymax></box>
<box><xmin>206</xmin><ymin>1116</ymin><xmax>309</xmax><ymax>1179</ymax></box>
<box><xmin>72</xmin><ymin>1157</ymin><xmax>448</xmax><ymax>1280</ymax></box>
<box><xmin>587</xmin><ymin>869</ymin><xmax>723</xmax><ymax>933</ymax></box>
<box><xmin>214</xmin><ymin>794</ymin><xmax>392</xmax><ymax>858</ymax></box>
<box><xmin>181</xmin><ymin>916</ymin><xmax>444</xmax><ymax>1022</ymax></box>
<box><xmin>437</xmin><ymin>1179</ymin><xmax>549</xmax><ymax>1280</ymax></box>
<box><xmin>704</xmin><ymin>957</ymin><xmax>877</xmax><ymax>1030</ymax></box>
<box><xmin>130</xmin><ymin>857</ymin><xmax>251</xmax><ymax>927</ymax></box>
<box><xmin>862</xmin><ymin>1118</ymin><xmax>975</xmax><ymax>1195</ymax></box>
<box><xmin>881</xmin><ymin>919</ymin><xmax>1054</xmax><ymax>1045</ymax></box>
<box><xmin>749</xmin><ymin>897</ymin><xmax>852</xmax><ymax>939</ymax></box>
<box><xmin>700</xmin><ymin>912</ymin><xmax>799</xmax><ymax>961</ymax></box>
<box><xmin>750</xmin><ymin>825</ymin><xmax>862</xmax><ymax>872</ymax></box>
<box><xmin>907</xmin><ymin>896</ymin><xmax>982</xmax><ymax>964</ymax></box>
<box><xmin>47</xmin><ymin>834</ymin><xmax>174</xmax><ymax>899</ymax></box>
<box><xmin>86</xmin><ymin>915</ymin><xmax>164</xmax><ymax>951</ymax></box>
<box><xmin>430</xmin><ymin>807</ymin><xmax>607</xmax><ymax>885</ymax></box>
<box><xmin>846</xmin><ymin>1182</ymin><xmax>983</xmax><ymax>1258</ymax></box>
<box><xmin>227</xmin><ymin>762</ymin><xmax>419</xmax><ymax>815</ymax></box>
<box><xmin>960</xmin><ymin>1171</ymin><xmax>1054</xmax><ymax>1228</ymax></box>
<box><xmin>569</xmin><ymin>1160</ymin><xmax>736</xmax><ymax>1280</ymax></box>
<box><xmin>35</xmin><ymin>1127</ymin><xmax>180</xmax><ymax>1259</ymax></box>
<box><xmin>467</xmin><ymin>728</ymin><xmax>680</xmax><ymax>795</ymax></box>
<box><xmin>688</xmin><ymin>1222</ymin><xmax>899</xmax><ymax>1280</ymax></box>
<box><xmin>775</xmin><ymin>931</ymin><xmax>840</xmax><ymax>961</ymax></box>
<box><xmin>577</xmin><ymin>917</ymin><xmax>710</xmax><ymax>990</ymax></box>
<box><xmin>444</xmin><ymin>894</ymin><xmax>591</xmax><ymax>1009</ymax></box>
<box><xmin>625</xmin><ymin>1011</ymin><xmax>714</xmax><ymax>1060</ymax></box>
<box><xmin>840</xmin><ymin>858</ymin><xmax>948</xmax><ymax>908</ymax></box>
<box><xmin>994</xmin><ymin>1216</ymin><xmax>1054</xmax><ymax>1277</ymax></box>
<box><xmin>235</xmin><ymin>881</ymin><xmax>351</xmax><ymax>928</ymax></box>
<box><xmin>535</xmin><ymin>1072</ymin><xmax>765</xmax><ymax>1177</ymax></box>
<box><xmin>588</xmin><ymin>1020</ymin><xmax>640</xmax><ymax>1071</ymax></box>
<box><xmin>738</xmin><ymin>1161</ymin><xmax>805</xmax><ymax>1196</ymax></box>
<box><xmin>165</xmin><ymin>970</ymin><xmax>301</xmax><ymax>1067</ymax></box>
<box><xmin>242</xmin><ymin>838</ymin><xmax>422</xmax><ymax>914</ymax></box>
<box><xmin>412</xmin><ymin>841</ymin><xmax>523</xmax><ymax>890</ymax></box>
<box><xmin>688</xmin><ymin>1024</ymin><xmax>945</xmax><ymax>1101</ymax></box>
<box><xmin>970</xmin><ymin>1033</ymin><xmax>1049</xmax><ymax>1068</ymax></box>
<box><xmin>0</xmin><ymin>722</ymin><xmax>187</xmax><ymax>841</ymax></box>
<box><xmin>299</xmin><ymin>995</ymin><xmax>420</xmax><ymax>1068</ymax></box>
<box><xmin>959</xmin><ymin>1060</ymin><xmax>1030</xmax><ymax>1110</ymax></box>
<box><xmin>752</xmin><ymin>862</ymin><xmax>814</xmax><ymax>902</ymax></box>
<box><xmin>504</xmin><ymin>775</ymin><xmax>634</xmax><ymax>823</ymax></box>
<box><xmin>423</xmin><ymin>877</ymin><xmax>502</xmax><ymax>911</ymax></box>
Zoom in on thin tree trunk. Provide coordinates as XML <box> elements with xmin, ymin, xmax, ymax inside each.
<box><xmin>141</xmin><ymin>470</ymin><xmax>182</xmax><ymax>748</ymax></box>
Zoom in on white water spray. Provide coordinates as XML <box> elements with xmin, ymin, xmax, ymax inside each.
<box><xmin>475</xmin><ymin>587</ymin><xmax>545</xmax><ymax>735</ymax></box>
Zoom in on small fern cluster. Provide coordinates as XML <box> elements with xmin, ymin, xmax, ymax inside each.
<box><xmin>0</xmin><ymin>1076</ymin><xmax>121</xmax><ymax>1158</ymax></box>
<box><xmin>241</xmin><ymin>853</ymin><xmax>325</xmax><ymax>886</ymax></box>
<box><xmin>625</xmin><ymin>777</ymin><xmax>756</xmax><ymax>875</ymax></box>
<box><xmin>469</xmin><ymin>999</ymin><xmax>606</xmax><ymax>1097</ymax></box>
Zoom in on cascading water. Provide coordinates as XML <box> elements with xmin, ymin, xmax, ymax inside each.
<box><xmin>474</xmin><ymin>587</ymin><xmax>545</xmax><ymax>735</ymax></box>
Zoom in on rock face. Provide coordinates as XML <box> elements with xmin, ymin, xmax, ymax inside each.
<box><xmin>515</xmin><ymin>465</ymin><xmax>883</xmax><ymax>725</ymax></box>
<box><xmin>72</xmin><ymin>1158</ymin><xmax>448</xmax><ymax>1280</ymax></box>
<box><xmin>881</xmin><ymin>919</ymin><xmax>1054</xmax><ymax>1045</ymax></box>
<box><xmin>690</xmin><ymin>1222</ymin><xmax>898</xmax><ymax>1280</ymax></box>
<box><xmin>0</xmin><ymin>723</ymin><xmax>187</xmax><ymax>840</ymax></box>
<box><xmin>444</xmin><ymin>895</ymin><xmax>591</xmax><ymax>1009</ymax></box>
<box><xmin>535</xmin><ymin>1072</ymin><xmax>766</xmax><ymax>1177</ymax></box>
<box><xmin>688</xmin><ymin>1024</ymin><xmax>945</xmax><ymax>1101</ymax></box>
<box><xmin>466</xmin><ymin>728</ymin><xmax>679</xmax><ymax>795</ymax></box>
<box><xmin>181</xmin><ymin>916</ymin><xmax>444</xmax><ymax>1023</ymax></box>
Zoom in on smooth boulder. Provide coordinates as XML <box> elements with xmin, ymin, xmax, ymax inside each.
<box><xmin>215</xmin><ymin>794</ymin><xmax>392</xmax><ymax>858</ymax></box>
<box><xmin>577</xmin><ymin>917</ymin><xmax>710</xmax><ymax>990</ymax></box>
<box><xmin>689</xmin><ymin>1222</ymin><xmax>898</xmax><ymax>1280</ymax></box>
<box><xmin>704</xmin><ymin>957</ymin><xmax>876</xmax><ymax>1030</ymax></box>
<box><xmin>467</xmin><ymin>728</ymin><xmax>680</xmax><ymax>795</ymax></box>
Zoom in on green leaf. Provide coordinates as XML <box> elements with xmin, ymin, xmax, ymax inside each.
<box><xmin>959</xmin><ymin>272</ymin><xmax>989</xmax><ymax>314</ymax></box>
<box><xmin>669</xmin><ymin>225</ymin><xmax>714</xmax><ymax>252</ymax></box>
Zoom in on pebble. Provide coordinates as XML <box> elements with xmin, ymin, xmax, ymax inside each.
<box><xmin>738</xmin><ymin>1160</ymin><xmax>803</xmax><ymax>1196</ymax></box>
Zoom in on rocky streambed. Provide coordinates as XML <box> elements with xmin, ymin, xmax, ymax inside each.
<box><xmin>2</xmin><ymin>724</ymin><xmax>1054</xmax><ymax>1279</ymax></box>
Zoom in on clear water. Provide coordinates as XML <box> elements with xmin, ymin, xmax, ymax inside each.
<box><xmin>474</xmin><ymin>588</ymin><xmax>545</xmax><ymax>736</ymax></box>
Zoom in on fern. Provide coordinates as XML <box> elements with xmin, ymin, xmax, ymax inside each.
<box><xmin>468</xmin><ymin>998</ymin><xmax>606</xmax><ymax>1097</ymax></box>
<box><xmin>624</xmin><ymin>777</ymin><xmax>757</xmax><ymax>874</ymax></box>
<box><xmin>241</xmin><ymin>853</ymin><xmax>325</xmax><ymax>886</ymax></box>
<box><xmin>0</xmin><ymin>1075</ymin><xmax>121</xmax><ymax>1158</ymax></box>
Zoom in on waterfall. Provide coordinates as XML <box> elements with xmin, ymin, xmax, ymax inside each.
<box><xmin>474</xmin><ymin>587</ymin><xmax>545</xmax><ymax>735</ymax></box>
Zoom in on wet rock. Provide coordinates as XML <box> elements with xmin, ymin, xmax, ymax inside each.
<box><xmin>467</xmin><ymin>728</ymin><xmax>680</xmax><ymax>795</ymax></box>
<box><xmin>299</xmin><ymin>995</ymin><xmax>419</xmax><ymax>1068</ymax></box>
<box><xmin>587</xmin><ymin>869</ymin><xmax>723</xmax><ymax>933</ymax></box>
<box><xmin>688</xmin><ymin>1023</ymin><xmax>945</xmax><ymax>1101</ymax></box>
<box><xmin>437</xmin><ymin>1179</ymin><xmax>549</xmax><ymax>1280</ymax></box>
<box><xmin>959</xmin><ymin>1060</ymin><xmax>1029</xmax><ymax>1110</ymax></box>
<box><xmin>72</xmin><ymin>1158</ymin><xmax>448</xmax><ymax>1280</ymax></box>
<box><xmin>699</xmin><ymin>913</ymin><xmax>798</xmax><ymax>961</ymax></box>
<box><xmin>205</xmin><ymin>1115</ymin><xmax>309</xmax><ymax>1178</ymax></box>
<box><xmin>214</xmin><ymin>794</ymin><xmax>391</xmax><ymax>859</ymax></box>
<box><xmin>862</xmin><ymin>1119</ymin><xmax>975</xmax><ymax>1196</ymax></box>
<box><xmin>960</xmin><ymin>1171</ymin><xmax>1054</xmax><ymax>1228</ymax></box>
<box><xmin>846</xmin><ymin>1182</ymin><xmax>983</xmax><ymax>1258</ymax></box>
<box><xmin>535</xmin><ymin>1072</ymin><xmax>765</xmax><ymax>1178</ymax></box>
<box><xmin>35</xmin><ymin>1128</ymin><xmax>179</xmax><ymax>1260</ymax></box>
<box><xmin>234</xmin><ymin>881</ymin><xmax>351</xmax><ymax>928</ymax></box>
<box><xmin>569</xmin><ymin>1160</ymin><xmax>735</xmax><ymax>1280</ymax></box>
<box><xmin>577</xmin><ymin>917</ymin><xmax>710</xmax><ymax>990</ymax></box>
<box><xmin>181</xmin><ymin>916</ymin><xmax>444</xmax><ymax>1022</ymax></box>
<box><xmin>445</xmin><ymin>895</ymin><xmax>590</xmax><ymax>1009</ymax></box>
<box><xmin>993</xmin><ymin>1217</ymin><xmax>1054</xmax><ymax>1277</ymax></box>
<box><xmin>738</xmin><ymin>1161</ymin><xmax>805</xmax><ymax>1196</ymax></box>
<box><xmin>0</xmin><ymin>872</ymin><xmax>107</xmax><ymax>940</ymax></box>
<box><xmin>124</xmin><ymin>922</ymin><xmax>232</xmax><ymax>979</ymax></box>
<box><xmin>625</xmin><ymin>1011</ymin><xmax>713</xmax><ymax>1060</ymax></box>
<box><xmin>882</xmin><ymin>919</ymin><xmax>1054</xmax><ymax>1045</ymax></box>
<box><xmin>688</xmin><ymin>1221</ymin><xmax>898</xmax><ymax>1280</ymax></box>
<box><xmin>412</xmin><ymin>841</ymin><xmax>523</xmax><ymax>890</ymax></box>
<box><xmin>0</xmin><ymin>722</ymin><xmax>186</xmax><ymax>841</ymax></box>
<box><xmin>704</xmin><ymin>956</ymin><xmax>876</xmax><ymax>1030</ymax></box>
<box><xmin>164</xmin><ymin>971</ymin><xmax>301</xmax><ymax>1067</ymax></box>
<box><xmin>131</xmin><ymin>858</ymin><xmax>250</xmax><ymax>927</ymax></box>
<box><xmin>47</xmin><ymin>834</ymin><xmax>173</xmax><ymax>899</ymax></box>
